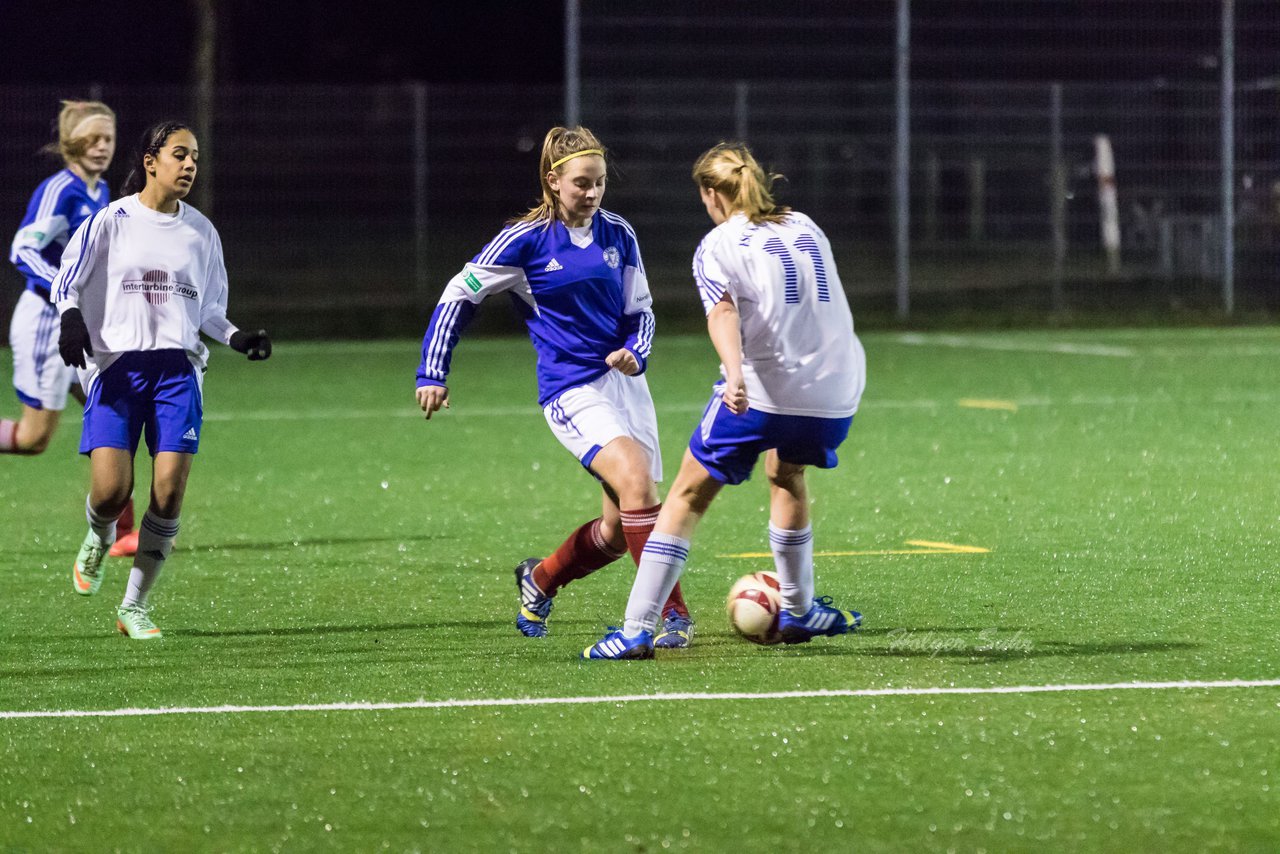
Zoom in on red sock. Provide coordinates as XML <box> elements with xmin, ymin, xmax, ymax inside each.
<box><xmin>533</xmin><ymin>517</ymin><xmax>625</xmax><ymax>596</ymax></box>
<box><xmin>0</xmin><ymin>419</ymin><xmax>17</xmax><ymax>453</ymax></box>
<box><xmin>117</xmin><ymin>498</ymin><xmax>136</xmax><ymax>535</ymax></box>
<box><xmin>620</xmin><ymin>504</ymin><xmax>689</xmax><ymax>618</ymax></box>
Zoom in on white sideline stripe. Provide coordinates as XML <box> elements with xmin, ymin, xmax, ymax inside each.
<box><xmin>4</xmin><ymin>679</ymin><xmax>1278</xmax><ymax>720</ymax></box>
<box><xmin>895</xmin><ymin>333</ymin><xmax>1135</xmax><ymax>357</ymax></box>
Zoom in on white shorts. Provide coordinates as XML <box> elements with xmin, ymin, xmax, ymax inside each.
<box><xmin>9</xmin><ymin>290</ymin><xmax>76</xmax><ymax>411</ymax></box>
<box><xmin>543</xmin><ymin>370</ymin><xmax>663</xmax><ymax>483</ymax></box>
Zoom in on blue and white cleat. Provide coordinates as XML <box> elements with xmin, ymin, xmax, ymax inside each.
<box><xmin>581</xmin><ymin>628</ymin><xmax>655</xmax><ymax>660</ymax></box>
<box><xmin>778</xmin><ymin>596</ymin><xmax>862</xmax><ymax>644</ymax></box>
<box><xmin>514</xmin><ymin>557</ymin><xmax>553</xmax><ymax>638</ymax></box>
<box><xmin>653</xmin><ymin>609</ymin><xmax>694</xmax><ymax>649</ymax></box>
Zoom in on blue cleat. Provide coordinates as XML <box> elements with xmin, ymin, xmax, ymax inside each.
<box><xmin>777</xmin><ymin>596</ymin><xmax>862</xmax><ymax>644</ymax></box>
<box><xmin>514</xmin><ymin>557</ymin><xmax>553</xmax><ymax>638</ymax></box>
<box><xmin>653</xmin><ymin>609</ymin><xmax>694</xmax><ymax>649</ymax></box>
<box><xmin>582</xmin><ymin>628</ymin><xmax>655</xmax><ymax>660</ymax></box>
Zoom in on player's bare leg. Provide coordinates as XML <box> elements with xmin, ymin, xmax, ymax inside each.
<box><xmin>591</xmin><ymin>437</ymin><xmax>692</xmax><ymax>639</ymax></box>
<box><xmin>73</xmin><ymin>448</ymin><xmax>133</xmax><ymax>595</ymax></box>
<box><xmin>0</xmin><ymin>405</ymin><xmax>60</xmax><ymax>455</ymax></box>
<box><xmin>584</xmin><ymin>450</ymin><xmax>722</xmax><ymax>659</ymax></box>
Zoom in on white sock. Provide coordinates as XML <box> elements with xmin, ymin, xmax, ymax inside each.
<box><xmin>85</xmin><ymin>496</ymin><xmax>118</xmax><ymax>547</ymax></box>
<box><xmin>622</xmin><ymin>533</ymin><xmax>690</xmax><ymax>636</ymax></box>
<box><xmin>121</xmin><ymin>511</ymin><xmax>180</xmax><ymax>608</ymax></box>
<box><xmin>770</xmin><ymin>523</ymin><xmax>814</xmax><ymax>615</ymax></box>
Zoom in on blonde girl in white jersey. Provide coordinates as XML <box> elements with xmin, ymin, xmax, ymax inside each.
<box><xmin>52</xmin><ymin>121</ymin><xmax>272</xmax><ymax>639</ymax></box>
<box><xmin>585</xmin><ymin>142</ymin><xmax>865</xmax><ymax>660</ymax></box>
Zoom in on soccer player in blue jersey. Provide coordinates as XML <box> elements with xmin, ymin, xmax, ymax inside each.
<box><xmin>415</xmin><ymin>125</ymin><xmax>693</xmax><ymax>645</ymax></box>
<box><xmin>3</xmin><ymin>101</ymin><xmax>140</xmax><ymax>554</ymax></box>
<box><xmin>585</xmin><ymin>143</ymin><xmax>866</xmax><ymax>660</ymax></box>
<box><xmin>53</xmin><ymin>121</ymin><xmax>272</xmax><ymax>638</ymax></box>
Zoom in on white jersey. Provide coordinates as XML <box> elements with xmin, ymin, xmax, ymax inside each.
<box><xmin>50</xmin><ymin>194</ymin><xmax>238</xmax><ymax>381</ymax></box>
<box><xmin>692</xmin><ymin>211</ymin><xmax>865</xmax><ymax>418</ymax></box>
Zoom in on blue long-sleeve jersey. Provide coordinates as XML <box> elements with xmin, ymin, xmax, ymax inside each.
<box><xmin>417</xmin><ymin>210</ymin><xmax>655</xmax><ymax>406</ymax></box>
<box><xmin>10</xmin><ymin>169</ymin><xmax>109</xmax><ymax>300</ymax></box>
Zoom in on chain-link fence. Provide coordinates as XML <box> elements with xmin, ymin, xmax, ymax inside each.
<box><xmin>2</xmin><ymin>75</ymin><xmax>1276</xmax><ymax>339</ymax></box>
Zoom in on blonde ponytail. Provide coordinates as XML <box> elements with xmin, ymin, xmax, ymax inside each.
<box><xmin>691</xmin><ymin>142</ymin><xmax>789</xmax><ymax>224</ymax></box>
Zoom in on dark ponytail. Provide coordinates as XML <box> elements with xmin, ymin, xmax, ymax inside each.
<box><xmin>122</xmin><ymin>120</ymin><xmax>192</xmax><ymax>195</ymax></box>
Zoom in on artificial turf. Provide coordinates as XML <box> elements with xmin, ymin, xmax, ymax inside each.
<box><xmin>2</xmin><ymin>327</ymin><xmax>1277</xmax><ymax>851</ymax></box>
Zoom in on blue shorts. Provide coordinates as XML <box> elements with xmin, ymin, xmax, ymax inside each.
<box><xmin>688</xmin><ymin>385</ymin><xmax>853</xmax><ymax>485</ymax></box>
<box><xmin>80</xmin><ymin>350</ymin><xmax>203</xmax><ymax>456</ymax></box>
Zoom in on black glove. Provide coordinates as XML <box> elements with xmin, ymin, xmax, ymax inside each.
<box><xmin>229</xmin><ymin>328</ymin><xmax>272</xmax><ymax>361</ymax></box>
<box><xmin>58</xmin><ymin>308</ymin><xmax>93</xmax><ymax>368</ymax></box>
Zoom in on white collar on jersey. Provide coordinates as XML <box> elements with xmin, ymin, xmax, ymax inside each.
<box><xmin>566</xmin><ymin>219</ymin><xmax>594</xmax><ymax>249</ymax></box>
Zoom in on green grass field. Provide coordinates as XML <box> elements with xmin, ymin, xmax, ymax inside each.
<box><xmin>2</xmin><ymin>327</ymin><xmax>1278</xmax><ymax>852</ymax></box>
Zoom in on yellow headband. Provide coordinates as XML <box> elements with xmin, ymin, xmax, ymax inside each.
<box><xmin>68</xmin><ymin>113</ymin><xmax>114</xmax><ymax>141</ymax></box>
<box><xmin>549</xmin><ymin>148</ymin><xmax>604</xmax><ymax>170</ymax></box>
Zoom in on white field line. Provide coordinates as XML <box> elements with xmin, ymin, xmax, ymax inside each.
<box><xmin>4</xmin><ymin>679</ymin><xmax>1278</xmax><ymax>720</ymax></box>
<box><xmin>895</xmin><ymin>333</ymin><xmax>1136</xmax><ymax>357</ymax></box>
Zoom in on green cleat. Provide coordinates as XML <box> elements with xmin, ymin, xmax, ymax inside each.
<box><xmin>116</xmin><ymin>605</ymin><xmax>162</xmax><ymax>640</ymax></box>
<box><xmin>72</xmin><ymin>532</ymin><xmax>109</xmax><ymax>596</ymax></box>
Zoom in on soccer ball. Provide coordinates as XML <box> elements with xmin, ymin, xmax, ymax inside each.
<box><xmin>726</xmin><ymin>570</ymin><xmax>782</xmax><ymax>645</ymax></box>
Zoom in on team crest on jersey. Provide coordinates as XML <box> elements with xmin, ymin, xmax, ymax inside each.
<box><xmin>141</xmin><ymin>270</ymin><xmax>170</xmax><ymax>305</ymax></box>
<box><xmin>602</xmin><ymin>246</ymin><xmax>620</xmax><ymax>269</ymax></box>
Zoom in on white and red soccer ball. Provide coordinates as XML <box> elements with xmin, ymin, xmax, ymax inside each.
<box><xmin>726</xmin><ymin>570</ymin><xmax>782</xmax><ymax>645</ymax></box>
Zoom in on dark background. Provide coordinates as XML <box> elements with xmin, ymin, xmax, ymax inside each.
<box><xmin>2</xmin><ymin>1</ymin><xmax>1270</xmax><ymax>88</ymax></box>
<box><xmin>2</xmin><ymin>1</ymin><xmax>1275</xmax><ymax>333</ymax></box>
<box><xmin>0</xmin><ymin>2</ymin><xmax>563</xmax><ymax>86</ymax></box>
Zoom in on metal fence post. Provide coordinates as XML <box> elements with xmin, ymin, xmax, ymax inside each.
<box><xmin>565</xmin><ymin>0</ymin><xmax>581</xmax><ymax>125</ymax></box>
<box><xmin>734</xmin><ymin>81</ymin><xmax>749</xmax><ymax>141</ymax></box>
<box><xmin>412</xmin><ymin>82</ymin><xmax>430</xmax><ymax>312</ymax></box>
<box><xmin>894</xmin><ymin>0</ymin><xmax>911</xmax><ymax>320</ymax></box>
<box><xmin>1221</xmin><ymin>0</ymin><xmax>1236</xmax><ymax>314</ymax></box>
<box><xmin>1050</xmin><ymin>82</ymin><xmax>1067</xmax><ymax>311</ymax></box>
<box><xmin>967</xmin><ymin>156</ymin><xmax>986</xmax><ymax>242</ymax></box>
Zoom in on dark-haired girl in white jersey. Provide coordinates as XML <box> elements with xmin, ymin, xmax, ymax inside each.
<box><xmin>53</xmin><ymin>121</ymin><xmax>271</xmax><ymax>639</ymax></box>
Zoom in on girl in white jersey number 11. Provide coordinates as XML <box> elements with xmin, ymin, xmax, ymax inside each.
<box><xmin>585</xmin><ymin>143</ymin><xmax>867</xmax><ymax>660</ymax></box>
<box><xmin>52</xmin><ymin>121</ymin><xmax>272</xmax><ymax>640</ymax></box>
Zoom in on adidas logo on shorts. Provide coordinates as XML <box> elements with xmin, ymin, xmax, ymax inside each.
<box><xmin>182</xmin><ymin>428</ymin><xmax>198</xmax><ymax>441</ymax></box>
<box><xmin>544</xmin><ymin>258</ymin><xmax>564</xmax><ymax>272</ymax></box>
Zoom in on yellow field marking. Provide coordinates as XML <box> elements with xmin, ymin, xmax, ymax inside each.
<box><xmin>958</xmin><ymin>398</ymin><xmax>1018</xmax><ymax>412</ymax></box>
<box><xmin>721</xmin><ymin>540</ymin><xmax>990</xmax><ymax>559</ymax></box>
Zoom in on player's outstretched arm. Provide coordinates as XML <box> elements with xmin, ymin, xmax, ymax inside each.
<box><xmin>415</xmin><ymin>384</ymin><xmax>449</xmax><ymax>420</ymax></box>
<box><xmin>229</xmin><ymin>328</ymin><xmax>272</xmax><ymax>361</ymax></box>
<box><xmin>707</xmin><ymin>295</ymin><xmax>748</xmax><ymax>415</ymax></box>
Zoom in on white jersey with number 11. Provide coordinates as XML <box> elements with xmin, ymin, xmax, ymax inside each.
<box><xmin>692</xmin><ymin>211</ymin><xmax>865</xmax><ymax>418</ymax></box>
